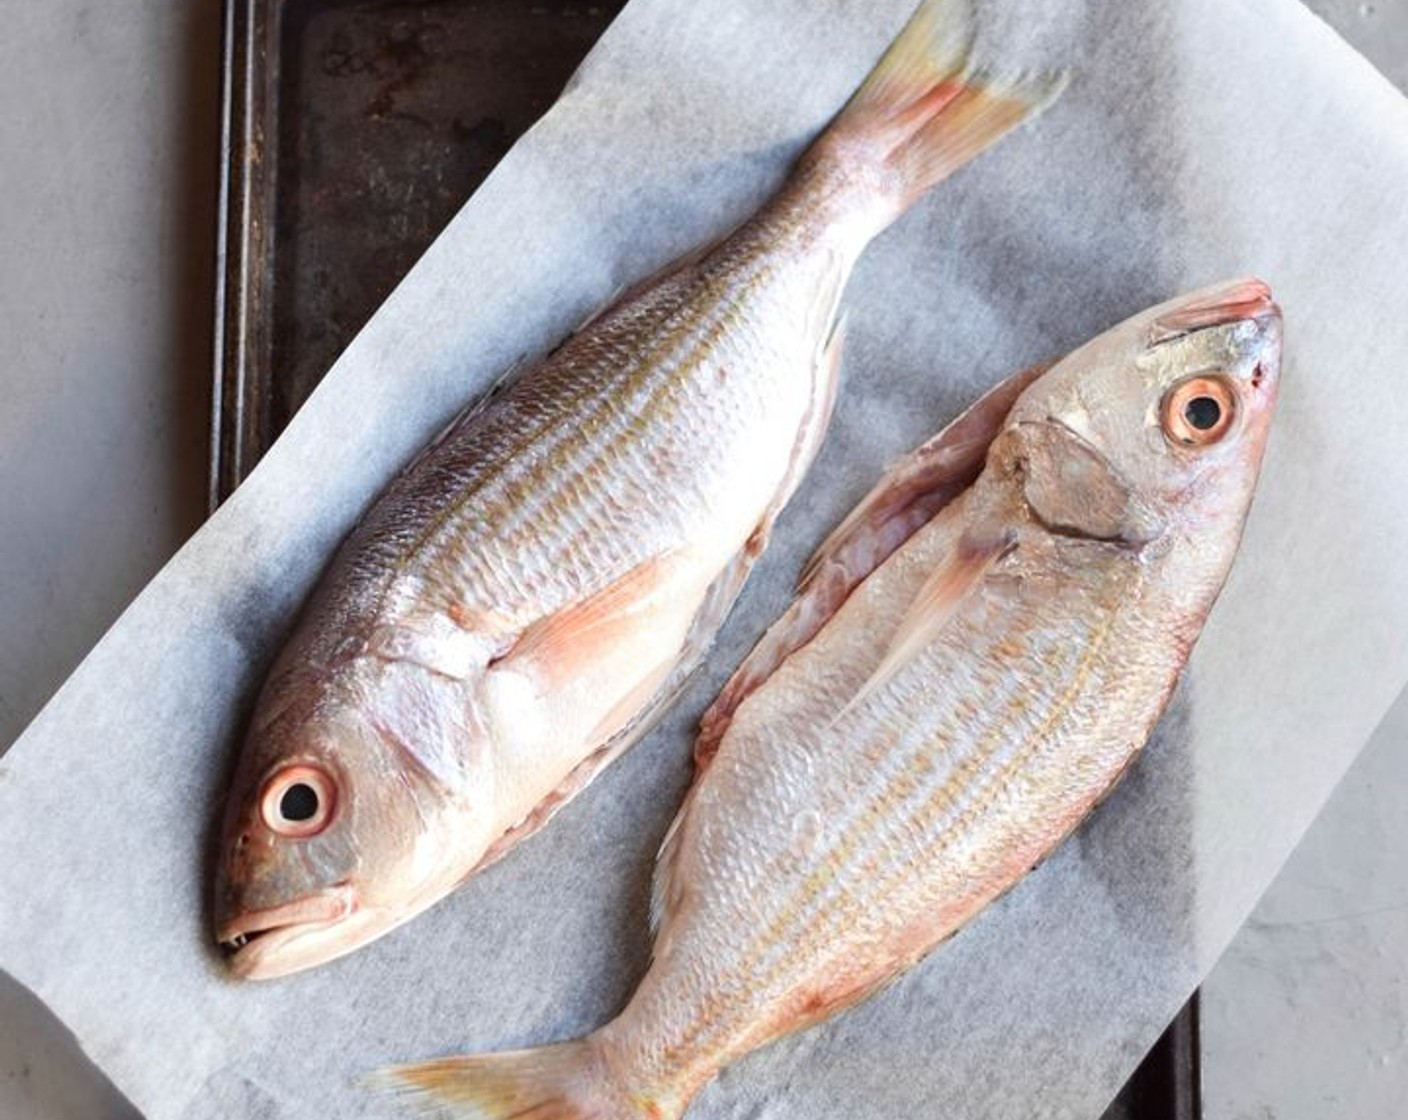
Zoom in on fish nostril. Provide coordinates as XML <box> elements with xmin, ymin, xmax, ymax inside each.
<box><xmin>1251</xmin><ymin>363</ymin><xmax>1265</xmax><ymax>390</ymax></box>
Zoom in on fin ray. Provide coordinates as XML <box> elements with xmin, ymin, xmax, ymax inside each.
<box><xmin>374</xmin><ymin>1038</ymin><xmax>664</xmax><ymax>1120</ymax></box>
<box><xmin>840</xmin><ymin>534</ymin><xmax>1010</xmax><ymax>717</ymax></box>
<box><xmin>815</xmin><ymin>0</ymin><xmax>1067</xmax><ymax>217</ymax></box>
<box><xmin>497</xmin><ymin>551</ymin><xmax>683</xmax><ymax>687</ymax></box>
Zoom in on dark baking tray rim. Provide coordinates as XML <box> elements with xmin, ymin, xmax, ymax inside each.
<box><xmin>211</xmin><ymin>0</ymin><xmax>278</xmax><ymax>511</ymax></box>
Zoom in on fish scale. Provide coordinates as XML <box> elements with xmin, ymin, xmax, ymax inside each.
<box><xmin>610</xmin><ymin>491</ymin><xmax>1203</xmax><ymax>1096</ymax></box>
<box><xmin>214</xmin><ymin>185</ymin><xmax>841</xmax><ymax>979</ymax></box>
<box><xmin>401</xmin><ymin>258</ymin><xmax>792</xmax><ymax>627</ymax></box>
<box><xmin>376</xmin><ymin>274</ymin><xmax>1284</xmax><ymax>1118</ymax></box>
<box><xmin>219</xmin><ymin>0</ymin><xmax>1073</xmax><ymax>992</ymax></box>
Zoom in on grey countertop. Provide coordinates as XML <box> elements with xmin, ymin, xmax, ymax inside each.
<box><xmin>0</xmin><ymin>3</ymin><xmax>215</xmax><ymax>1117</ymax></box>
<box><xmin>0</xmin><ymin>2</ymin><xmax>1403</xmax><ymax>1118</ymax></box>
<box><xmin>1197</xmin><ymin>8</ymin><xmax>1408</xmax><ymax>1119</ymax></box>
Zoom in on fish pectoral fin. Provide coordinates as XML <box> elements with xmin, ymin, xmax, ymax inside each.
<box><xmin>396</xmin><ymin>357</ymin><xmax>525</xmax><ymax>480</ymax></box>
<box><xmin>495</xmin><ymin>549</ymin><xmax>686</xmax><ymax>688</ymax></box>
<box><xmin>840</xmin><ymin>532</ymin><xmax>1012</xmax><ymax>717</ymax></box>
<box><xmin>480</xmin><ymin>543</ymin><xmax>763</xmax><ymax>886</ymax></box>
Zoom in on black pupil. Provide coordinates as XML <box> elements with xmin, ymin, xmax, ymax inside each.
<box><xmin>280</xmin><ymin>783</ymin><xmax>319</xmax><ymax>822</ymax></box>
<box><xmin>1184</xmin><ymin>396</ymin><xmax>1222</xmax><ymax>431</ymax></box>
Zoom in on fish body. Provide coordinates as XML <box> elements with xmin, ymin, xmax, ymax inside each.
<box><xmin>214</xmin><ymin>0</ymin><xmax>1060</xmax><ymax>979</ymax></box>
<box><xmin>383</xmin><ymin>279</ymin><xmax>1282</xmax><ymax>1118</ymax></box>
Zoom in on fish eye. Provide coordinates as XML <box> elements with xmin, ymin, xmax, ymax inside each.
<box><xmin>1161</xmin><ymin>375</ymin><xmax>1236</xmax><ymax>448</ymax></box>
<box><xmin>260</xmin><ymin>764</ymin><xmax>337</xmax><ymax>838</ymax></box>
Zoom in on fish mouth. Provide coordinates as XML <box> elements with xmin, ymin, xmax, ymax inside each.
<box><xmin>217</xmin><ymin>884</ymin><xmax>357</xmax><ymax>980</ymax></box>
<box><xmin>1150</xmin><ymin>278</ymin><xmax>1281</xmax><ymax>343</ymax></box>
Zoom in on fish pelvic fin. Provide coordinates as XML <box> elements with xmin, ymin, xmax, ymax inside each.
<box><xmin>812</xmin><ymin>0</ymin><xmax>1066</xmax><ymax>222</ymax></box>
<box><xmin>373</xmin><ymin>1036</ymin><xmax>675</xmax><ymax>1120</ymax></box>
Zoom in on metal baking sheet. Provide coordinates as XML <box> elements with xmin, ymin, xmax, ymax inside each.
<box><xmin>209</xmin><ymin>0</ymin><xmax>1201</xmax><ymax>1116</ymax></box>
<box><xmin>212</xmin><ymin>0</ymin><xmax>630</xmax><ymax>501</ymax></box>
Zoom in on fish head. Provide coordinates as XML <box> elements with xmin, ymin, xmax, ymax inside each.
<box><xmin>214</xmin><ymin>668</ymin><xmax>488</xmax><ymax>980</ymax></box>
<box><xmin>1002</xmin><ymin>278</ymin><xmax>1281</xmax><ymax>545</ymax></box>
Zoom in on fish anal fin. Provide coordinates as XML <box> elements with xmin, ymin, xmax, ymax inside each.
<box><xmin>649</xmin><ymin>784</ymin><xmax>697</xmax><ymax>942</ymax></box>
<box><xmin>792</xmin><ymin>968</ymin><xmax>897</xmax><ymax>1034</ymax></box>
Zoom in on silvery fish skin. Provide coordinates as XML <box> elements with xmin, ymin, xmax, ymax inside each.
<box><xmin>381</xmin><ymin>279</ymin><xmax>1281</xmax><ymax>1118</ymax></box>
<box><xmin>213</xmin><ymin>0</ymin><xmax>1060</xmax><ymax>979</ymax></box>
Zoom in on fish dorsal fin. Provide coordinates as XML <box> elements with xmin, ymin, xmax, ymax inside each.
<box><xmin>839</xmin><ymin>532</ymin><xmax>1011</xmax><ymax>718</ymax></box>
<box><xmin>570</xmin><ymin>226</ymin><xmax>738</xmax><ymax>338</ymax></box>
<box><xmin>697</xmin><ymin>362</ymin><xmax>1047</xmax><ymax>757</ymax></box>
<box><xmin>395</xmin><ymin>358</ymin><xmax>525</xmax><ymax>483</ymax></box>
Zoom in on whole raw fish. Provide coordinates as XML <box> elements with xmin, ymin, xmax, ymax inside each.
<box><xmin>213</xmin><ymin>0</ymin><xmax>1061</xmax><ymax>979</ymax></box>
<box><xmin>381</xmin><ymin>279</ymin><xmax>1282</xmax><ymax>1117</ymax></box>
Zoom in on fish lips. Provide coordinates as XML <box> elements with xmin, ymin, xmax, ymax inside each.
<box><xmin>216</xmin><ymin>883</ymin><xmax>358</xmax><ymax>980</ymax></box>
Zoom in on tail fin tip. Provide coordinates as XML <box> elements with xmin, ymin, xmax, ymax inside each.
<box><xmin>371</xmin><ymin>1040</ymin><xmax>608</xmax><ymax>1120</ymax></box>
<box><xmin>836</xmin><ymin>0</ymin><xmax>1069</xmax><ymax>209</ymax></box>
<box><xmin>854</xmin><ymin>0</ymin><xmax>976</xmax><ymax>114</ymax></box>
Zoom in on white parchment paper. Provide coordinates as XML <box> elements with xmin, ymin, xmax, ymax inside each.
<box><xmin>3</xmin><ymin>1</ymin><xmax>1408</xmax><ymax>1117</ymax></box>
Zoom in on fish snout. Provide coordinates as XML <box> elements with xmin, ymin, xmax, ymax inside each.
<box><xmin>1156</xmin><ymin>277</ymin><xmax>1283</xmax><ymax>412</ymax></box>
<box><xmin>1232</xmin><ymin>286</ymin><xmax>1283</xmax><ymax>416</ymax></box>
<box><xmin>1205</xmin><ymin>281</ymin><xmax>1282</xmax><ymax>456</ymax></box>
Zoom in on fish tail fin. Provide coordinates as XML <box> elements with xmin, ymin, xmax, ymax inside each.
<box><xmin>812</xmin><ymin>0</ymin><xmax>1066</xmax><ymax>222</ymax></box>
<box><xmin>372</xmin><ymin>1035</ymin><xmax>676</xmax><ymax>1120</ymax></box>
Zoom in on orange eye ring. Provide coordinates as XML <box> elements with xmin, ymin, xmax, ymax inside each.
<box><xmin>260</xmin><ymin>764</ymin><xmax>337</xmax><ymax>838</ymax></box>
<box><xmin>1162</xmin><ymin>375</ymin><xmax>1237</xmax><ymax>448</ymax></box>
